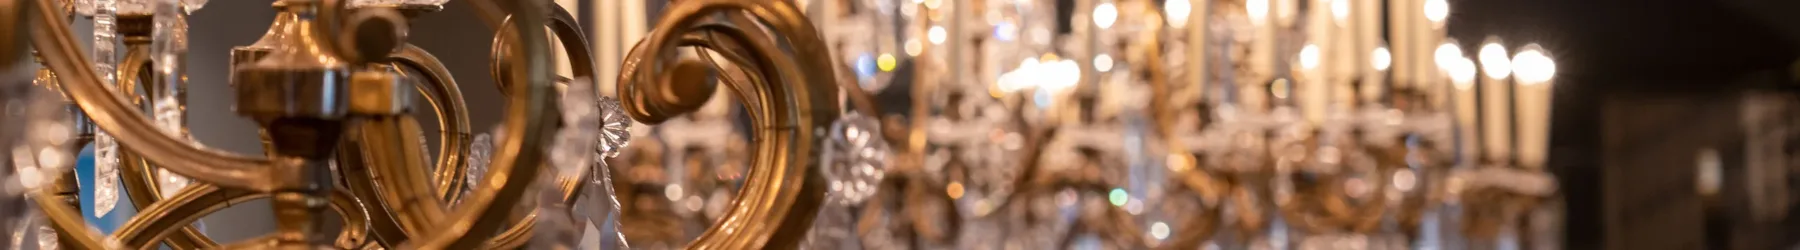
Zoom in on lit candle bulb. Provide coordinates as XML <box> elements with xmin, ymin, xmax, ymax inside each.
<box><xmin>1511</xmin><ymin>44</ymin><xmax>1556</xmax><ymax>168</ymax></box>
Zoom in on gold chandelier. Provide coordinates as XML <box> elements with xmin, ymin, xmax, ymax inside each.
<box><xmin>0</xmin><ymin>0</ymin><xmax>1572</xmax><ymax>248</ymax></box>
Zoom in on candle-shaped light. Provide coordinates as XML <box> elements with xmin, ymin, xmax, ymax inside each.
<box><xmin>1449</xmin><ymin>52</ymin><xmax>1481</xmax><ymax>165</ymax></box>
<box><xmin>1478</xmin><ymin>40</ymin><xmax>1512</xmax><ymax>80</ymax></box>
<box><xmin>1300</xmin><ymin>43</ymin><xmax>1325</xmax><ymax>123</ymax></box>
<box><xmin>1512</xmin><ymin>44</ymin><xmax>1556</xmax><ymax>168</ymax></box>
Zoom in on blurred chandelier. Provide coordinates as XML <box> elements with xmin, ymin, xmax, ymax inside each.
<box><xmin>0</xmin><ymin>0</ymin><xmax>1570</xmax><ymax>249</ymax></box>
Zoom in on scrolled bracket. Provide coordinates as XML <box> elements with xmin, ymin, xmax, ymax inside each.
<box><xmin>618</xmin><ymin>0</ymin><xmax>842</xmax><ymax>248</ymax></box>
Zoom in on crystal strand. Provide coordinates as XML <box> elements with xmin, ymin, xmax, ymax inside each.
<box><xmin>90</xmin><ymin>0</ymin><xmax>121</xmax><ymax>218</ymax></box>
<box><xmin>34</xmin><ymin>221</ymin><xmax>56</xmax><ymax>250</ymax></box>
<box><xmin>151</xmin><ymin>0</ymin><xmax>194</xmax><ymax>199</ymax></box>
<box><xmin>460</xmin><ymin>133</ymin><xmax>493</xmax><ymax>205</ymax></box>
<box><xmin>581</xmin><ymin>153</ymin><xmax>627</xmax><ymax>249</ymax></box>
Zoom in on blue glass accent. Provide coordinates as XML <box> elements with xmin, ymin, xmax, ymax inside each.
<box><xmin>854</xmin><ymin>54</ymin><xmax>877</xmax><ymax>79</ymax></box>
<box><xmin>75</xmin><ymin>144</ymin><xmax>136</xmax><ymax>234</ymax></box>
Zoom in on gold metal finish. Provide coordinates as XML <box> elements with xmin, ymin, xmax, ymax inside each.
<box><xmin>405</xmin><ymin>0</ymin><xmax>558</xmax><ymax>247</ymax></box>
<box><xmin>617</xmin><ymin>0</ymin><xmax>840</xmax><ymax>247</ymax></box>
<box><xmin>389</xmin><ymin>44</ymin><xmax>472</xmax><ymax>203</ymax></box>
<box><xmin>29</xmin><ymin>0</ymin><xmax>293</xmax><ymax>193</ymax></box>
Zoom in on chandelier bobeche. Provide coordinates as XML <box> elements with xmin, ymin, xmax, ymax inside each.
<box><xmin>0</xmin><ymin>0</ymin><xmax>1569</xmax><ymax>248</ymax></box>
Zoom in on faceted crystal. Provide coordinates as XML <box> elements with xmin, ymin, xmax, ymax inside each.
<box><xmin>577</xmin><ymin>156</ymin><xmax>627</xmax><ymax>249</ymax></box>
<box><xmin>34</xmin><ymin>223</ymin><xmax>55</xmax><ymax>250</ymax></box>
<box><xmin>348</xmin><ymin>0</ymin><xmax>451</xmax><ymax>7</ymax></box>
<box><xmin>151</xmin><ymin>0</ymin><xmax>186</xmax><ymax>137</ymax></box>
<box><xmin>460</xmin><ymin>133</ymin><xmax>493</xmax><ymax>205</ymax></box>
<box><xmin>821</xmin><ymin>112</ymin><xmax>888</xmax><ymax>205</ymax></box>
<box><xmin>800</xmin><ymin>205</ymin><xmax>858</xmax><ymax>249</ymax></box>
<box><xmin>72</xmin><ymin>0</ymin><xmax>95</xmax><ymax>16</ymax></box>
<box><xmin>118</xmin><ymin>0</ymin><xmax>201</xmax><ymax>14</ymax></box>
<box><xmin>551</xmin><ymin>78</ymin><xmax>603</xmax><ymax>176</ymax></box>
<box><xmin>93</xmin><ymin>134</ymin><xmax>118</xmax><ymax>216</ymax></box>
<box><xmin>597</xmin><ymin>97</ymin><xmax>631</xmax><ymax>158</ymax></box>
<box><xmin>529</xmin><ymin>179</ymin><xmax>582</xmax><ymax>248</ymax></box>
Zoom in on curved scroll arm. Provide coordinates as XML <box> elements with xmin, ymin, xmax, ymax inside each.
<box><xmin>404</xmin><ymin>0</ymin><xmax>558</xmax><ymax>247</ymax></box>
<box><xmin>117</xmin><ymin>152</ymin><xmax>218</xmax><ymax>248</ymax></box>
<box><xmin>489</xmin><ymin>5</ymin><xmax>595</xmax><ymax>98</ymax></box>
<box><xmin>618</xmin><ymin>0</ymin><xmax>841</xmax><ymax>247</ymax></box>
<box><xmin>109</xmin><ymin>184</ymin><xmax>367</xmax><ymax>249</ymax></box>
<box><xmin>389</xmin><ymin>44</ymin><xmax>474</xmax><ymax>202</ymax></box>
<box><xmin>26</xmin><ymin>0</ymin><xmax>293</xmax><ymax>193</ymax></box>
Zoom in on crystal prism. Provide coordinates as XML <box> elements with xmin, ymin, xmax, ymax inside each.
<box><xmin>460</xmin><ymin>133</ymin><xmax>493</xmax><ymax>204</ymax></box>
<box><xmin>93</xmin><ymin>133</ymin><xmax>118</xmax><ymax>216</ymax></box>
<box><xmin>821</xmin><ymin>112</ymin><xmax>887</xmax><ymax>205</ymax></box>
<box><xmin>34</xmin><ymin>222</ymin><xmax>55</xmax><ymax>250</ymax></box>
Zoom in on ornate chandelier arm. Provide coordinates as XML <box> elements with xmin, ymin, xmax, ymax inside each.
<box><xmin>335</xmin><ymin>141</ymin><xmax>411</xmax><ymax>248</ymax></box>
<box><xmin>390</xmin><ymin>45</ymin><xmax>474</xmax><ymax>202</ymax></box>
<box><xmin>618</xmin><ymin>0</ymin><xmax>839</xmax><ymax>248</ymax></box>
<box><xmin>108</xmin><ymin>185</ymin><xmax>368</xmax><ymax>249</ymax></box>
<box><xmin>488</xmin><ymin>5</ymin><xmax>593</xmax><ymax>98</ymax></box>
<box><xmin>348</xmin><ymin>116</ymin><xmax>447</xmax><ymax>243</ymax></box>
<box><xmin>116</xmin><ymin>151</ymin><xmax>216</xmax><ymax>248</ymax></box>
<box><xmin>406</xmin><ymin>0</ymin><xmax>557</xmax><ymax>247</ymax></box>
<box><xmin>25</xmin><ymin>0</ymin><xmax>290</xmax><ymax>192</ymax></box>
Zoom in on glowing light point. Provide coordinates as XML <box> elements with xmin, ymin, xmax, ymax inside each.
<box><xmin>904</xmin><ymin>39</ymin><xmax>924</xmax><ymax>56</ymax></box>
<box><xmin>1299</xmin><ymin>44</ymin><xmax>1321</xmax><ymax>70</ymax></box>
<box><xmin>928</xmin><ymin>26</ymin><xmax>948</xmax><ymax>44</ymax></box>
<box><xmin>1512</xmin><ymin>44</ymin><xmax>1557</xmax><ymax>84</ymax></box>
<box><xmin>1372</xmin><ymin>46</ymin><xmax>1393</xmax><ymax>71</ymax></box>
<box><xmin>1095</xmin><ymin>54</ymin><xmax>1115</xmax><ymax>72</ymax></box>
<box><xmin>1247</xmin><ymin>0</ymin><xmax>1270</xmax><ymax>24</ymax></box>
<box><xmin>1424</xmin><ymin>0</ymin><xmax>1449</xmax><ymax>24</ymax></box>
<box><xmin>1151</xmin><ymin>222</ymin><xmax>1172</xmax><ymax>240</ymax></box>
<box><xmin>1479</xmin><ymin>40</ymin><xmax>1512</xmax><ymax>79</ymax></box>
<box><xmin>1166</xmin><ymin>0</ymin><xmax>1192</xmax><ymax>28</ymax></box>
<box><xmin>1331</xmin><ymin>0</ymin><xmax>1350</xmax><ymax>24</ymax></box>
<box><xmin>1094</xmin><ymin>3</ymin><xmax>1119</xmax><ymax>29</ymax></box>
<box><xmin>1434</xmin><ymin>41</ymin><xmax>1463</xmax><ymax>71</ymax></box>
<box><xmin>877</xmin><ymin>54</ymin><xmax>898</xmax><ymax>72</ymax></box>
<box><xmin>1109</xmin><ymin>188</ymin><xmax>1129</xmax><ymax>206</ymax></box>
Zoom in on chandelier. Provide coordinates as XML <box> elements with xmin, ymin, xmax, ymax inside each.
<box><xmin>0</xmin><ymin>0</ymin><xmax>1571</xmax><ymax>249</ymax></box>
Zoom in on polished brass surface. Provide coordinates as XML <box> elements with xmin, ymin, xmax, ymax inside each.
<box><xmin>617</xmin><ymin>0</ymin><xmax>840</xmax><ymax>247</ymax></box>
<box><xmin>231</xmin><ymin>1</ymin><xmax>299</xmax><ymax>84</ymax></box>
<box><xmin>405</xmin><ymin>0</ymin><xmax>558</xmax><ymax>247</ymax></box>
<box><xmin>389</xmin><ymin>44</ymin><xmax>472</xmax><ymax>203</ymax></box>
<box><xmin>30</xmin><ymin>0</ymin><xmax>291</xmax><ymax>194</ymax></box>
<box><xmin>347</xmin><ymin>70</ymin><xmax>413</xmax><ymax>115</ymax></box>
<box><xmin>488</xmin><ymin>5</ymin><xmax>596</xmax><ymax>98</ymax></box>
<box><xmin>232</xmin><ymin>1</ymin><xmax>352</xmax><ymax>122</ymax></box>
<box><xmin>341</xmin><ymin>116</ymin><xmax>444</xmax><ymax>246</ymax></box>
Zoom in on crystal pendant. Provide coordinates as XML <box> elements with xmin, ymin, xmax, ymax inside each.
<box><xmin>821</xmin><ymin>112</ymin><xmax>887</xmax><ymax>205</ymax></box>
<box><xmin>597</xmin><ymin>96</ymin><xmax>631</xmax><ymax>158</ymax></box>
<box><xmin>800</xmin><ymin>204</ymin><xmax>859</xmax><ymax>250</ymax></box>
<box><xmin>529</xmin><ymin>177</ymin><xmax>582</xmax><ymax>249</ymax></box>
<box><xmin>460</xmin><ymin>133</ymin><xmax>493</xmax><ymax>205</ymax></box>
<box><xmin>578</xmin><ymin>153</ymin><xmax>627</xmax><ymax>249</ymax></box>
<box><xmin>550</xmin><ymin>77</ymin><xmax>603</xmax><ymax>176</ymax></box>
<box><xmin>117</xmin><ymin>0</ymin><xmax>204</xmax><ymax>14</ymax></box>
<box><xmin>34</xmin><ymin>221</ymin><xmax>55</xmax><ymax>250</ymax></box>
<box><xmin>93</xmin><ymin>133</ymin><xmax>118</xmax><ymax>216</ymax></box>
<box><xmin>151</xmin><ymin>0</ymin><xmax>186</xmax><ymax>137</ymax></box>
<box><xmin>73</xmin><ymin>0</ymin><xmax>95</xmax><ymax>16</ymax></box>
<box><xmin>347</xmin><ymin>0</ymin><xmax>452</xmax><ymax>7</ymax></box>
